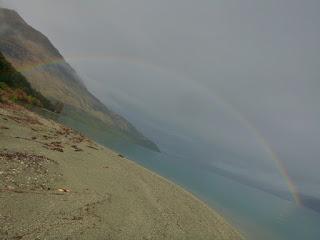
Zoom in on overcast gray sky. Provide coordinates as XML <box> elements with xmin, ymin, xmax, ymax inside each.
<box><xmin>2</xmin><ymin>0</ymin><xmax>320</xmax><ymax>196</ymax></box>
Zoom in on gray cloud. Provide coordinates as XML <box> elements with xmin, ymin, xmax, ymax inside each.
<box><xmin>0</xmin><ymin>0</ymin><xmax>13</xmax><ymax>8</ymax></box>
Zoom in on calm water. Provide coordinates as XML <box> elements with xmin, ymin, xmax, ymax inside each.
<box><xmin>43</xmin><ymin>110</ymin><xmax>320</xmax><ymax>240</ymax></box>
<box><xmin>109</xmin><ymin>144</ymin><xmax>320</xmax><ymax>240</ymax></box>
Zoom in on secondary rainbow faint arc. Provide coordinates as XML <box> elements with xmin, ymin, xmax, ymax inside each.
<box><xmin>16</xmin><ymin>53</ymin><xmax>301</xmax><ymax>205</ymax></box>
<box><xmin>15</xmin><ymin>54</ymin><xmax>167</xmax><ymax>74</ymax></box>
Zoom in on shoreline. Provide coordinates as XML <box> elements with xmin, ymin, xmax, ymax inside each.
<box><xmin>0</xmin><ymin>103</ymin><xmax>244</xmax><ymax>239</ymax></box>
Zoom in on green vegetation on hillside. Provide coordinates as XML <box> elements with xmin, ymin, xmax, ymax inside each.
<box><xmin>0</xmin><ymin>51</ymin><xmax>55</xmax><ymax>111</ymax></box>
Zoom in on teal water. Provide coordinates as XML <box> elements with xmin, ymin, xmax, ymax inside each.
<box><xmin>110</xmin><ymin>144</ymin><xmax>320</xmax><ymax>240</ymax></box>
<box><xmin>42</xmin><ymin>110</ymin><xmax>320</xmax><ymax>240</ymax></box>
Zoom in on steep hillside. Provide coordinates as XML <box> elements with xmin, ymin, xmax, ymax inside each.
<box><xmin>0</xmin><ymin>50</ymin><xmax>56</xmax><ymax>111</ymax></box>
<box><xmin>0</xmin><ymin>8</ymin><xmax>159</xmax><ymax>151</ymax></box>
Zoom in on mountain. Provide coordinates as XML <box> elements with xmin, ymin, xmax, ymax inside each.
<box><xmin>0</xmin><ymin>50</ymin><xmax>55</xmax><ymax>111</ymax></box>
<box><xmin>0</xmin><ymin>8</ymin><xmax>159</xmax><ymax>151</ymax></box>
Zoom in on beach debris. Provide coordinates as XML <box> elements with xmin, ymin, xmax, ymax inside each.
<box><xmin>87</xmin><ymin>145</ymin><xmax>99</xmax><ymax>150</ymax></box>
<box><xmin>51</xmin><ymin>141</ymin><xmax>62</xmax><ymax>146</ymax></box>
<box><xmin>71</xmin><ymin>134</ymin><xmax>86</xmax><ymax>144</ymax></box>
<box><xmin>57</xmin><ymin>188</ymin><xmax>70</xmax><ymax>193</ymax></box>
<box><xmin>47</xmin><ymin>147</ymin><xmax>64</xmax><ymax>152</ymax></box>
<box><xmin>71</xmin><ymin>145</ymin><xmax>83</xmax><ymax>152</ymax></box>
<box><xmin>6</xmin><ymin>114</ymin><xmax>42</xmax><ymax>125</ymax></box>
<box><xmin>56</xmin><ymin>126</ymin><xmax>73</xmax><ymax>137</ymax></box>
<box><xmin>42</xmin><ymin>135</ymin><xmax>51</xmax><ymax>140</ymax></box>
<box><xmin>31</xmin><ymin>127</ymin><xmax>39</xmax><ymax>132</ymax></box>
<box><xmin>118</xmin><ymin>154</ymin><xmax>125</xmax><ymax>158</ymax></box>
<box><xmin>0</xmin><ymin>125</ymin><xmax>9</xmax><ymax>130</ymax></box>
<box><xmin>43</xmin><ymin>141</ymin><xmax>64</xmax><ymax>152</ymax></box>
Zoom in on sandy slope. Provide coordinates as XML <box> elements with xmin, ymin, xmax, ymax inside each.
<box><xmin>0</xmin><ymin>103</ymin><xmax>244</xmax><ymax>240</ymax></box>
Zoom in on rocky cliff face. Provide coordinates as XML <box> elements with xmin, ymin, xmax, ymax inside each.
<box><xmin>0</xmin><ymin>8</ymin><xmax>159</xmax><ymax>151</ymax></box>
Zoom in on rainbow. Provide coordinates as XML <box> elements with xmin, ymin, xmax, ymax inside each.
<box><xmin>16</xmin><ymin>53</ymin><xmax>301</xmax><ymax>205</ymax></box>
<box><xmin>227</xmin><ymin>110</ymin><xmax>302</xmax><ymax>206</ymax></box>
